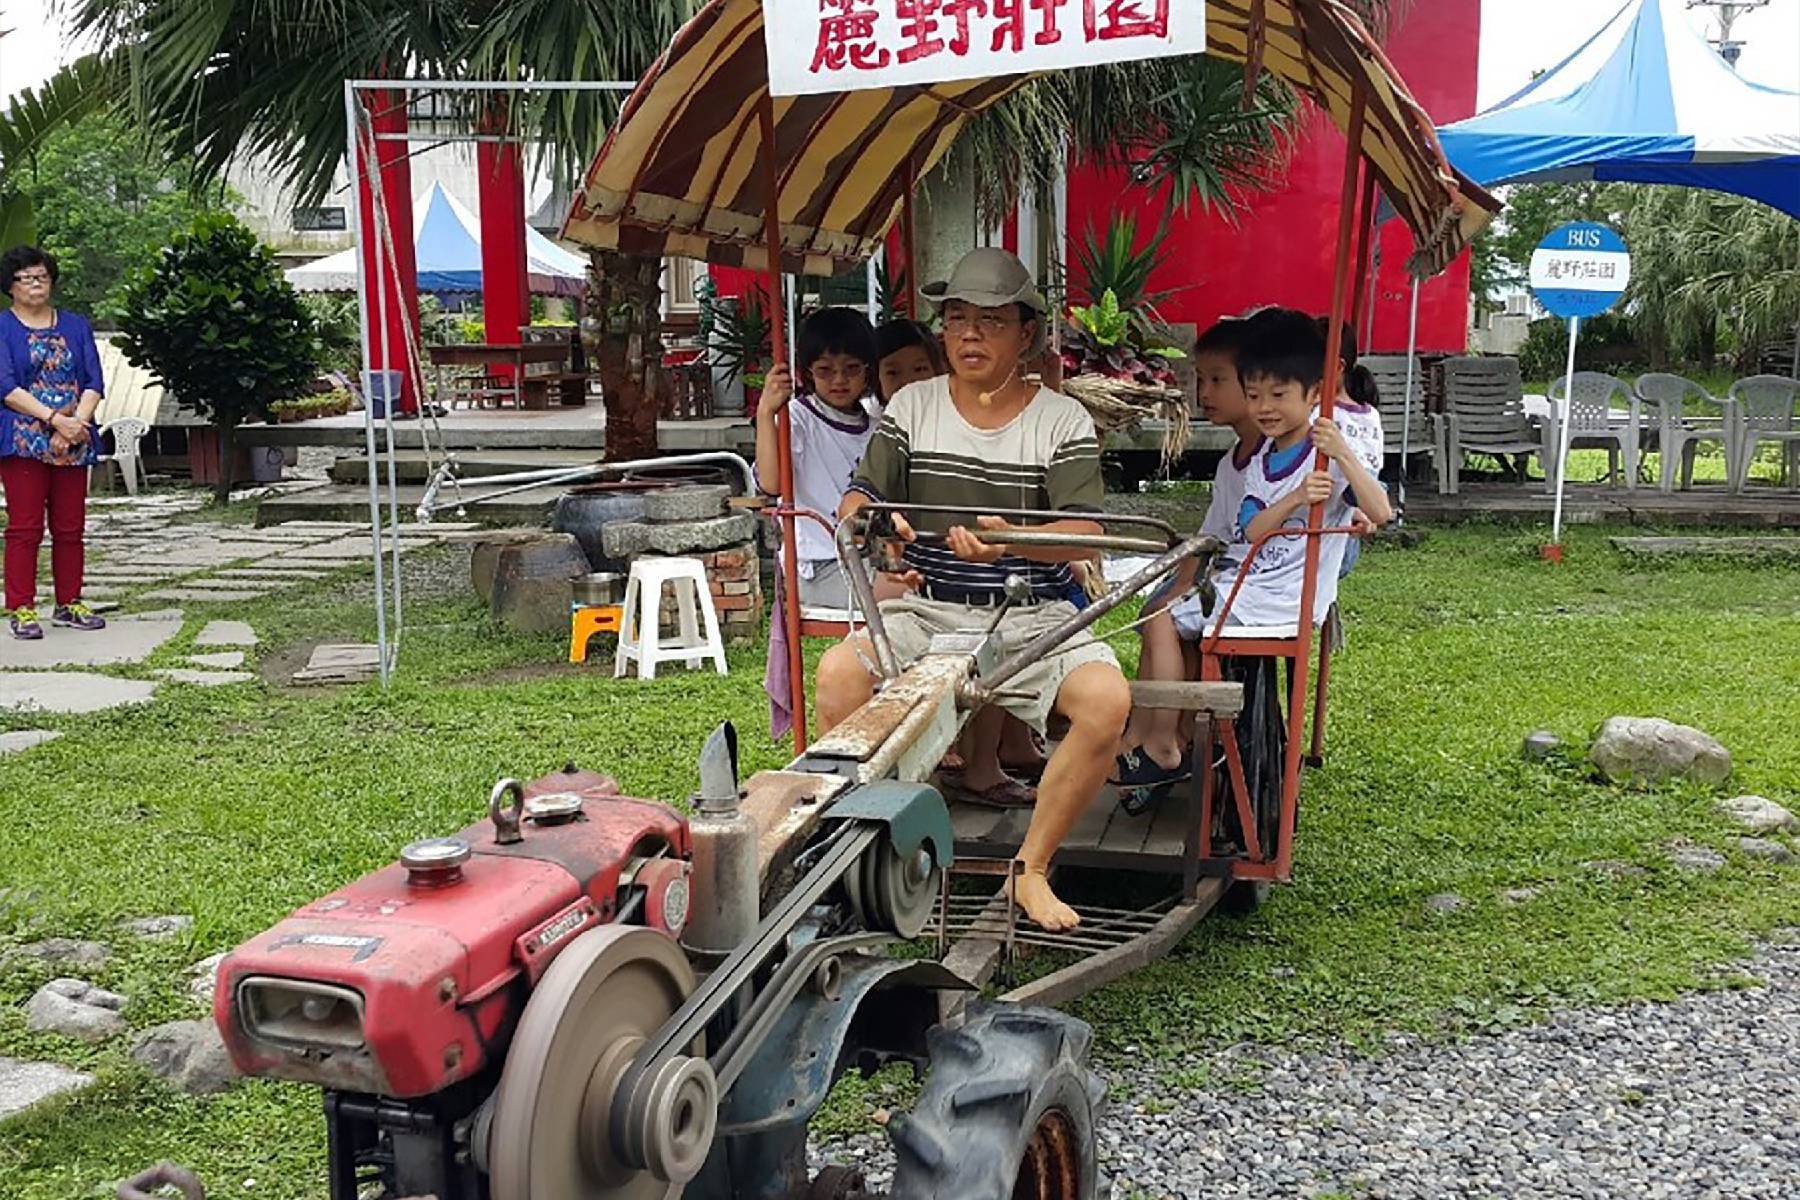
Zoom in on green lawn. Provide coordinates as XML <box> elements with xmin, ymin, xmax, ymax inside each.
<box><xmin>2</xmin><ymin>520</ymin><xmax>1798</xmax><ymax>1197</ymax></box>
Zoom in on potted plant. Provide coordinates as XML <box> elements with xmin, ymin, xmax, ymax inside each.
<box><xmin>118</xmin><ymin>213</ymin><xmax>320</xmax><ymax>500</ymax></box>
<box><xmin>700</xmin><ymin>286</ymin><xmax>773</xmax><ymax>417</ymax></box>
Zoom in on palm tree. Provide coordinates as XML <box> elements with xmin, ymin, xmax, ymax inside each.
<box><xmin>0</xmin><ymin>52</ymin><xmax>112</xmax><ymax>251</ymax></box>
<box><xmin>57</xmin><ymin>0</ymin><xmax>1324</xmax><ymax>455</ymax></box>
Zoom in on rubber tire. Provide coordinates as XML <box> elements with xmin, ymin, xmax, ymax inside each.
<box><xmin>887</xmin><ymin>1003</ymin><xmax>1102</xmax><ymax>1200</ymax></box>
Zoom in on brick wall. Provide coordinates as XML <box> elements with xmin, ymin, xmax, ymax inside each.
<box><xmin>693</xmin><ymin>542</ymin><xmax>762</xmax><ymax>640</ymax></box>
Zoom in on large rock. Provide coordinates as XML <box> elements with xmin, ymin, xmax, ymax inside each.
<box><xmin>0</xmin><ymin>1056</ymin><xmax>94</xmax><ymax>1119</ymax></box>
<box><xmin>24</xmin><ymin>979</ymin><xmax>128</xmax><ymax>1043</ymax></box>
<box><xmin>1717</xmin><ymin>795</ymin><xmax>1798</xmax><ymax>835</ymax></box>
<box><xmin>119</xmin><ymin>915</ymin><xmax>194</xmax><ymax>941</ymax></box>
<box><xmin>131</xmin><ymin>1019</ymin><xmax>237</xmax><ymax>1095</ymax></box>
<box><xmin>1589</xmin><ymin>717</ymin><xmax>1731</xmax><ymax>787</ymax></box>
<box><xmin>487</xmin><ymin>534</ymin><xmax>590</xmax><ymax>635</ymax></box>
<box><xmin>11</xmin><ymin>937</ymin><xmax>111</xmax><ymax>970</ymax></box>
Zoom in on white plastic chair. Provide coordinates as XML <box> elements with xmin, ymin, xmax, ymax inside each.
<box><xmin>1728</xmin><ymin>375</ymin><xmax>1800</xmax><ymax>491</ymax></box>
<box><xmin>1546</xmin><ymin>371</ymin><xmax>1639</xmax><ymax>490</ymax></box>
<box><xmin>1441</xmin><ymin>356</ymin><xmax>1554</xmax><ymax>494</ymax></box>
<box><xmin>615</xmin><ymin>556</ymin><xmax>728</xmax><ymax>679</ymax></box>
<box><xmin>98</xmin><ymin>417</ymin><xmax>149</xmax><ymax>496</ymax></box>
<box><xmin>1634</xmin><ymin>373</ymin><xmax>1737</xmax><ymax>491</ymax></box>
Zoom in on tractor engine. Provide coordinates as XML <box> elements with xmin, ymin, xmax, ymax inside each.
<box><xmin>213</xmin><ymin>764</ymin><xmax>693</xmax><ymax>1200</ymax></box>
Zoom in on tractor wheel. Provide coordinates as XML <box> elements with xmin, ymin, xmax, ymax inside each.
<box><xmin>886</xmin><ymin>1004</ymin><xmax>1102</xmax><ymax>1200</ymax></box>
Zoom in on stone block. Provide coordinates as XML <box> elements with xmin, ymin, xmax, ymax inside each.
<box><xmin>1717</xmin><ymin>795</ymin><xmax>1797</xmax><ymax>834</ymax></box>
<box><xmin>643</xmin><ymin>514</ymin><xmax>758</xmax><ymax>556</ymax></box>
<box><xmin>195</xmin><ymin>620</ymin><xmax>259</xmax><ymax>648</ymax></box>
<box><xmin>470</xmin><ymin>531</ymin><xmax>549</xmax><ymax>603</ymax></box>
<box><xmin>0</xmin><ymin>671</ymin><xmax>159</xmax><ymax>714</ymax></box>
<box><xmin>643</xmin><ymin>485</ymin><xmax>731</xmax><ymax>523</ymax></box>
<box><xmin>489</xmin><ymin>535</ymin><xmax>588</xmax><ymax>636</ymax></box>
<box><xmin>600</xmin><ymin>520</ymin><xmax>652</xmax><ymax>560</ymax></box>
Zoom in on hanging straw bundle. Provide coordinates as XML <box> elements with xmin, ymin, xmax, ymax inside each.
<box><xmin>1062</xmin><ymin>374</ymin><xmax>1190</xmax><ymax>474</ymax></box>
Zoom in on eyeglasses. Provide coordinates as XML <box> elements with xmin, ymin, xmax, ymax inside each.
<box><xmin>810</xmin><ymin>362</ymin><xmax>866</xmax><ymax>384</ymax></box>
<box><xmin>13</xmin><ymin>273</ymin><xmax>51</xmax><ymax>286</ymax></box>
<box><xmin>943</xmin><ymin>312</ymin><xmax>1020</xmax><ymax>338</ymax></box>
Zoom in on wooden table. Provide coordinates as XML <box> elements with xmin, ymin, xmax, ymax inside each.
<box><xmin>427</xmin><ymin>343</ymin><xmax>571</xmax><ymax>410</ymax></box>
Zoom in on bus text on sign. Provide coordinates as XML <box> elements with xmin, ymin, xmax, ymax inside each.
<box><xmin>1528</xmin><ymin>221</ymin><xmax>1631</xmax><ymax>320</ymax></box>
<box><xmin>767</xmin><ymin>0</ymin><xmax>1205</xmax><ymax>97</ymax></box>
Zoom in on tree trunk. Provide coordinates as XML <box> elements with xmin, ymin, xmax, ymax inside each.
<box><xmin>215</xmin><ymin>422</ymin><xmax>237</xmax><ymax>505</ymax></box>
<box><xmin>1698</xmin><ymin>317</ymin><xmax>1717</xmax><ymax>374</ymax></box>
<box><xmin>585</xmin><ymin>249</ymin><xmax>670</xmax><ymax>463</ymax></box>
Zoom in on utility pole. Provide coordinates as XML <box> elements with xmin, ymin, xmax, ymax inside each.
<box><xmin>1686</xmin><ymin>0</ymin><xmax>1768</xmax><ymax>68</ymax></box>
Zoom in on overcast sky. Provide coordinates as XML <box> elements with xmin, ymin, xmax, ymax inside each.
<box><xmin>3</xmin><ymin>0</ymin><xmax>1796</xmax><ymax>114</ymax></box>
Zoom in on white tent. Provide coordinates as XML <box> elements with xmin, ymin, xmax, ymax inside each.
<box><xmin>285</xmin><ymin>182</ymin><xmax>590</xmax><ymax>297</ymax></box>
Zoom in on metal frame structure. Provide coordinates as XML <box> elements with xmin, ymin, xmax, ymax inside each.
<box><xmin>341</xmin><ymin>78</ymin><xmax>635</xmax><ymax>683</ymax></box>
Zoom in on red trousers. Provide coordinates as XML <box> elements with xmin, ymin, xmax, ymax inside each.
<box><xmin>1</xmin><ymin>456</ymin><xmax>88</xmax><ymax>610</ymax></box>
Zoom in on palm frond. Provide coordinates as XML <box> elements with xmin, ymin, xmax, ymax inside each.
<box><xmin>0</xmin><ymin>52</ymin><xmax>115</xmax><ymax>169</ymax></box>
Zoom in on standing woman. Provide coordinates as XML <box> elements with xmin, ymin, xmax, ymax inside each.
<box><xmin>1</xmin><ymin>245</ymin><xmax>107</xmax><ymax>639</ymax></box>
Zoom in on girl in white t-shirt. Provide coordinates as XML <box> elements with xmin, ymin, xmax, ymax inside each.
<box><xmin>756</xmin><ymin>308</ymin><xmax>884</xmax><ymax>607</ymax></box>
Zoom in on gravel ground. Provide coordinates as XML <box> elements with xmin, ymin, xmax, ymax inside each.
<box><xmin>814</xmin><ymin>931</ymin><xmax>1800</xmax><ymax>1198</ymax></box>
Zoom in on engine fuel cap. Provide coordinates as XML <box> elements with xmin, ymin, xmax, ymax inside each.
<box><xmin>524</xmin><ymin>791</ymin><xmax>585</xmax><ymax>824</ymax></box>
<box><xmin>401</xmin><ymin>837</ymin><xmax>472</xmax><ymax>885</ymax></box>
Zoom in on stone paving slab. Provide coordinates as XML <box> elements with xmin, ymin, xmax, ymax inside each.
<box><xmin>194</xmin><ymin>620</ymin><xmax>258</xmax><ymax>648</ymax></box>
<box><xmin>0</xmin><ymin>672</ymin><xmax>158</xmax><ymax>714</ymax></box>
<box><xmin>292</xmin><ymin>643</ymin><xmax>382</xmax><ymax>685</ymax></box>
<box><xmin>213</xmin><ymin>566</ymin><xmax>332</xmax><ymax>580</ymax></box>
<box><xmin>0</xmin><ymin>616</ymin><xmax>182</xmax><ymax>669</ymax></box>
<box><xmin>142</xmin><ymin>586</ymin><xmax>275</xmax><ymax>603</ymax></box>
<box><xmin>186</xmin><ymin>652</ymin><xmax>246</xmax><ymax>669</ymax></box>
<box><xmin>0</xmin><ymin>730</ymin><xmax>62</xmax><ymax>755</ymax></box>
<box><xmin>151</xmin><ymin>668</ymin><xmax>256</xmax><ymax>687</ymax></box>
<box><xmin>0</xmin><ymin>1057</ymin><xmax>93</xmax><ymax>1118</ymax></box>
<box><xmin>276</xmin><ymin>537</ymin><xmax>430</xmax><ymax>561</ymax></box>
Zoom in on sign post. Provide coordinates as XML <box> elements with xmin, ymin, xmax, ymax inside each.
<box><xmin>1528</xmin><ymin>221</ymin><xmax>1630</xmax><ymax>562</ymax></box>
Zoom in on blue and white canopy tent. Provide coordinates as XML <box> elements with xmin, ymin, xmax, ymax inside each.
<box><xmin>1436</xmin><ymin>0</ymin><xmax>1800</xmax><ymax>218</ymax></box>
<box><xmin>1383</xmin><ymin>0</ymin><xmax>1800</xmax><ymax>508</ymax></box>
<box><xmin>286</xmin><ymin>182</ymin><xmax>590</xmax><ymax>297</ymax></box>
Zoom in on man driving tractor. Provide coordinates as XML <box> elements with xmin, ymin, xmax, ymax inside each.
<box><xmin>814</xmin><ymin>247</ymin><xmax>1133</xmax><ymax>933</ymax></box>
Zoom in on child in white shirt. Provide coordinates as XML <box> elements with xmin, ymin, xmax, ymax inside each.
<box><xmin>1114</xmin><ymin>308</ymin><xmax>1392</xmax><ymax>797</ymax></box>
<box><xmin>756</xmin><ymin>307</ymin><xmax>882</xmax><ymax>608</ymax></box>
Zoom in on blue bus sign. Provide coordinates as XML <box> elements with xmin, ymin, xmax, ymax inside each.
<box><xmin>1529</xmin><ymin>222</ymin><xmax>1630</xmax><ymax>319</ymax></box>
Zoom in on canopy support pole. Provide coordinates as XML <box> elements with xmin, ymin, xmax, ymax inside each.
<box><xmin>761</xmin><ymin>95</ymin><xmax>809</xmax><ymax>752</ymax></box>
<box><xmin>901</xmin><ymin>154</ymin><xmax>919</xmax><ymax>319</ymax></box>
<box><xmin>1282</xmin><ymin>84</ymin><xmax>1367</xmax><ymax>878</ymax></box>
<box><xmin>1398</xmin><ymin>273</ymin><xmax>1422</xmax><ymax>514</ymax></box>
<box><xmin>1350</xmin><ymin>167</ymin><xmax>1378</xmax><ymax>336</ymax></box>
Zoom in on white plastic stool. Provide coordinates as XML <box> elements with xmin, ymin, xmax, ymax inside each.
<box><xmin>614</xmin><ymin>557</ymin><xmax>729</xmax><ymax>679</ymax></box>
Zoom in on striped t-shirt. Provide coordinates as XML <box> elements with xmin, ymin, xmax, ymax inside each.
<box><xmin>849</xmin><ymin>376</ymin><xmax>1104</xmax><ymax>601</ymax></box>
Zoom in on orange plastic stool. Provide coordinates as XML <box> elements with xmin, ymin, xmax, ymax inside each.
<box><xmin>569</xmin><ymin>604</ymin><xmax>625</xmax><ymax>664</ymax></box>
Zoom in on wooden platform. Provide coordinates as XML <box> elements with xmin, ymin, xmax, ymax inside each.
<box><xmin>949</xmin><ymin>784</ymin><xmax>1198</xmax><ymax>876</ymax></box>
<box><xmin>1611</xmin><ymin>535</ymin><xmax>1800</xmax><ymax>560</ymax></box>
<box><xmin>1403</xmin><ymin>481</ymin><xmax>1800</xmax><ymax>527</ymax></box>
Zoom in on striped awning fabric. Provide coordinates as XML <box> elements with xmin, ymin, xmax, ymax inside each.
<box><xmin>564</xmin><ymin>0</ymin><xmax>1499</xmax><ymax>280</ymax></box>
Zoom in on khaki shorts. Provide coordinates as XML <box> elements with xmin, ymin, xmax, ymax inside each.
<box><xmin>875</xmin><ymin>595</ymin><xmax>1120</xmax><ymax>734</ymax></box>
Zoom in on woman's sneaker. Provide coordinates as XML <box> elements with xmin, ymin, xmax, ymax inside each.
<box><xmin>51</xmin><ymin>602</ymin><xmax>106</xmax><ymax>632</ymax></box>
<box><xmin>8</xmin><ymin>606</ymin><xmax>44</xmax><ymax>640</ymax></box>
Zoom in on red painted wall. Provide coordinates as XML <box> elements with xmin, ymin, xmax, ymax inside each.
<box><xmin>1064</xmin><ymin>0</ymin><xmax>1481</xmax><ymax>353</ymax></box>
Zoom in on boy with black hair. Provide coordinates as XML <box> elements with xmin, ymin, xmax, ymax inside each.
<box><xmin>1115</xmin><ymin>314</ymin><xmax>1261</xmax><ymax>787</ymax></box>
<box><xmin>1113</xmin><ymin>308</ymin><xmax>1391</xmax><ymax>796</ymax></box>
<box><xmin>756</xmin><ymin>306</ymin><xmax>882</xmax><ymax>607</ymax></box>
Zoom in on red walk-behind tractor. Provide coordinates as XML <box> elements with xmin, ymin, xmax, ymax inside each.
<box><xmin>209</xmin><ymin>735</ymin><xmax>1097</xmax><ymax>1200</ymax></box>
<box><xmin>195</xmin><ymin>513</ymin><xmax>1242</xmax><ymax>1200</ymax></box>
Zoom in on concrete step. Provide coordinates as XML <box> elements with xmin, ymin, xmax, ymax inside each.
<box><xmin>256</xmin><ymin>483</ymin><xmax>563</xmax><ymax>528</ymax></box>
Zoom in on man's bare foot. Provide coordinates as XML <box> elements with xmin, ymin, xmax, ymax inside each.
<box><xmin>1008</xmin><ymin>867</ymin><xmax>1080</xmax><ymax>932</ymax></box>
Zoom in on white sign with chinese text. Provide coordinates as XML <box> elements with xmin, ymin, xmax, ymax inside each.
<box><xmin>1528</xmin><ymin>222</ymin><xmax>1631</xmax><ymax>320</ymax></box>
<box><xmin>764</xmin><ymin>0</ymin><xmax>1206</xmax><ymax>97</ymax></box>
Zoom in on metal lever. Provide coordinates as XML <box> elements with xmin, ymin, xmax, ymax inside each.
<box><xmin>979</xmin><ymin>574</ymin><xmax>1034</xmax><ymax>642</ymax></box>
